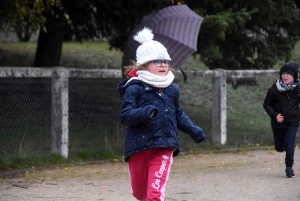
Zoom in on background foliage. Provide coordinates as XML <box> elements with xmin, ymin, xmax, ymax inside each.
<box><xmin>1</xmin><ymin>0</ymin><xmax>300</xmax><ymax>69</ymax></box>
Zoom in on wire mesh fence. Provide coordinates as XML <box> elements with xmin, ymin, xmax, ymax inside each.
<box><xmin>226</xmin><ymin>74</ymin><xmax>274</xmax><ymax>146</ymax></box>
<box><xmin>68</xmin><ymin>78</ymin><xmax>125</xmax><ymax>157</ymax></box>
<box><xmin>0</xmin><ymin>68</ymin><xmax>298</xmax><ymax>163</ymax></box>
<box><xmin>0</xmin><ymin>77</ymin><xmax>52</xmax><ymax>159</ymax></box>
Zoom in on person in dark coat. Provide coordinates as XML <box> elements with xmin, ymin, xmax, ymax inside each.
<box><xmin>263</xmin><ymin>62</ymin><xmax>300</xmax><ymax>178</ymax></box>
<box><xmin>117</xmin><ymin>27</ymin><xmax>206</xmax><ymax>200</ymax></box>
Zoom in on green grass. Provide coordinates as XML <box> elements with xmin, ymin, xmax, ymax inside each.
<box><xmin>0</xmin><ymin>123</ymin><xmax>124</xmax><ymax>172</ymax></box>
<box><xmin>0</xmin><ymin>151</ymin><xmax>123</xmax><ymax>172</ymax></box>
<box><xmin>0</xmin><ymin>41</ymin><xmax>207</xmax><ymax>70</ymax></box>
<box><xmin>0</xmin><ymin>41</ymin><xmax>123</xmax><ymax>68</ymax></box>
<box><xmin>2</xmin><ymin>40</ymin><xmax>300</xmax><ymax>69</ymax></box>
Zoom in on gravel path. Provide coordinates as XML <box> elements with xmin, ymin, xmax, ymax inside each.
<box><xmin>1</xmin><ymin>148</ymin><xmax>300</xmax><ymax>201</ymax></box>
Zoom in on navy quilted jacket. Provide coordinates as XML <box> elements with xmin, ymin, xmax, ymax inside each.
<box><xmin>117</xmin><ymin>79</ymin><xmax>206</xmax><ymax>162</ymax></box>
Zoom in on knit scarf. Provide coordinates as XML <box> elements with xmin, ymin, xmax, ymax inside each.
<box><xmin>126</xmin><ymin>71</ymin><xmax>174</xmax><ymax>88</ymax></box>
<box><xmin>275</xmin><ymin>78</ymin><xmax>300</xmax><ymax>92</ymax></box>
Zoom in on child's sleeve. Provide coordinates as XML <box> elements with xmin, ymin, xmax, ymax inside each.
<box><xmin>263</xmin><ymin>88</ymin><xmax>278</xmax><ymax>120</ymax></box>
<box><xmin>120</xmin><ymin>85</ymin><xmax>158</xmax><ymax>126</ymax></box>
<box><xmin>174</xmin><ymin>86</ymin><xmax>206</xmax><ymax>143</ymax></box>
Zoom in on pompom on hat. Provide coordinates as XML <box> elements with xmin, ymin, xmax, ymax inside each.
<box><xmin>280</xmin><ymin>62</ymin><xmax>299</xmax><ymax>80</ymax></box>
<box><xmin>134</xmin><ymin>27</ymin><xmax>171</xmax><ymax>65</ymax></box>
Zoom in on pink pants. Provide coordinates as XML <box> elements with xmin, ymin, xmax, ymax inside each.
<box><xmin>128</xmin><ymin>148</ymin><xmax>173</xmax><ymax>201</ymax></box>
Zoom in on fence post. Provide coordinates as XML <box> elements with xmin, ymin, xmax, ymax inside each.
<box><xmin>51</xmin><ymin>67</ymin><xmax>69</xmax><ymax>158</ymax></box>
<box><xmin>212</xmin><ymin>69</ymin><xmax>227</xmax><ymax>145</ymax></box>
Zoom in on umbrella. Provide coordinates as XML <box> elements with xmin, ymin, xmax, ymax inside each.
<box><xmin>122</xmin><ymin>4</ymin><xmax>203</xmax><ymax>72</ymax></box>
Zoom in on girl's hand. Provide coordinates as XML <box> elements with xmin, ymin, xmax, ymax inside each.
<box><xmin>276</xmin><ymin>113</ymin><xmax>284</xmax><ymax>123</ymax></box>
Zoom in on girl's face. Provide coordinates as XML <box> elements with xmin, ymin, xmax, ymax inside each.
<box><xmin>147</xmin><ymin>60</ymin><xmax>170</xmax><ymax>77</ymax></box>
<box><xmin>281</xmin><ymin>72</ymin><xmax>294</xmax><ymax>84</ymax></box>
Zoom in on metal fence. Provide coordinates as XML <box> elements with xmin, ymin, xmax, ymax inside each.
<box><xmin>0</xmin><ymin>67</ymin><xmax>295</xmax><ymax>162</ymax></box>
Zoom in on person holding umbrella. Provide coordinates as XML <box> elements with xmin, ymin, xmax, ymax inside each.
<box><xmin>263</xmin><ymin>62</ymin><xmax>300</xmax><ymax>178</ymax></box>
<box><xmin>117</xmin><ymin>27</ymin><xmax>206</xmax><ymax>200</ymax></box>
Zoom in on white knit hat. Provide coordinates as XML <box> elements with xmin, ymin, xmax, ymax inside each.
<box><xmin>134</xmin><ymin>27</ymin><xmax>171</xmax><ymax>65</ymax></box>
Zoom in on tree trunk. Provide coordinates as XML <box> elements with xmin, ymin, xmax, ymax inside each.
<box><xmin>34</xmin><ymin>10</ymin><xmax>68</xmax><ymax>67</ymax></box>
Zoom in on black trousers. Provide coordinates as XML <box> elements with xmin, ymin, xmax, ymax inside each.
<box><xmin>272</xmin><ymin>122</ymin><xmax>299</xmax><ymax>168</ymax></box>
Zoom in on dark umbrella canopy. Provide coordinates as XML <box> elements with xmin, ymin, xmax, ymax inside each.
<box><xmin>122</xmin><ymin>4</ymin><xmax>203</xmax><ymax>69</ymax></box>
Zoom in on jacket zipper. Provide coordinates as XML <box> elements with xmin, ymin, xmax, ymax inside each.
<box><xmin>285</xmin><ymin>91</ymin><xmax>292</xmax><ymax>117</ymax></box>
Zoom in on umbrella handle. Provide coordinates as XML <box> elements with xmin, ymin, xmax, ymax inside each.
<box><xmin>179</xmin><ymin>67</ymin><xmax>187</xmax><ymax>82</ymax></box>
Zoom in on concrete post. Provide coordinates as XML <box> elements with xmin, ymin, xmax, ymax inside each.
<box><xmin>212</xmin><ymin>69</ymin><xmax>227</xmax><ymax>145</ymax></box>
<box><xmin>51</xmin><ymin>67</ymin><xmax>69</xmax><ymax>158</ymax></box>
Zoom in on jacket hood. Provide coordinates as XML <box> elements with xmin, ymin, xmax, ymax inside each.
<box><xmin>117</xmin><ymin>79</ymin><xmax>145</xmax><ymax>97</ymax></box>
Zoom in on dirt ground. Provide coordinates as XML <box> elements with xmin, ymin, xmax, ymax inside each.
<box><xmin>1</xmin><ymin>148</ymin><xmax>300</xmax><ymax>201</ymax></box>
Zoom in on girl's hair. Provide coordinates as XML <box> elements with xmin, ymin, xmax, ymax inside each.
<box><xmin>123</xmin><ymin>60</ymin><xmax>175</xmax><ymax>78</ymax></box>
<box><xmin>123</xmin><ymin>60</ymin><xmax>147</xmax><ymax>78</ymax></box>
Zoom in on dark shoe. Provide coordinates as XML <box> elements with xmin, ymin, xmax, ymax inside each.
<box><xmin>286</xmin><ymin>167</ymin><xmax>295</xmax><ymax>178</ymax></box>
